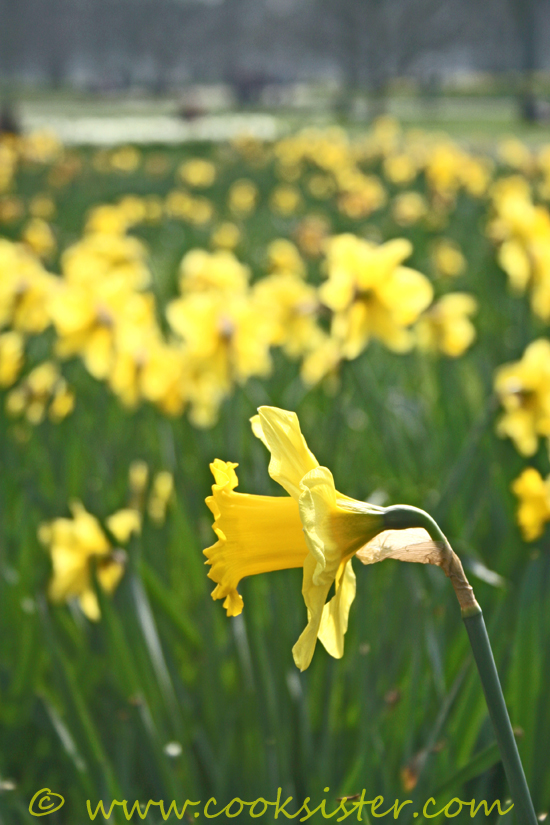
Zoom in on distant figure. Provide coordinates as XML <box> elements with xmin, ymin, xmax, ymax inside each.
<box><xmin>178</xmin><ymin>104</ymin><xmax>206</xmax><ymax>122</ymax></box>
<box><xmin>0</xmin><ymin>101</ymin><xmax>20</xmax><ymax>136</ymax></box>
<box><xmin>230</xmin><ymin>72</ymin><xmax>279</xmax><ymax>107</ymax></box>
<box><xmin>519</xmin><ymin>91</ymin><xmax>550</xmax><ymax>124</ymax></box>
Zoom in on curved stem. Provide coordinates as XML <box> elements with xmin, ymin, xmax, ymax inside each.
<box><xmin>381</xmin><ymin>504</ymin><xmax>537</xmax><ymax>825</ymax></box>
<box><xmin>383</xmin><ymin>503</ymin><xmax>448</xmax><ymax>543</ymax></box>
<box><xmin>383</xmin><ymin>504</ymin><xmax>480</xmax><ymax>616</ymax></box>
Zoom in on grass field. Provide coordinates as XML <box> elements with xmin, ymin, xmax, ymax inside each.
<box><xmin>1</xmin><ymin>115</ymin><xmax>550</xmax><ymax>823</ymax></box>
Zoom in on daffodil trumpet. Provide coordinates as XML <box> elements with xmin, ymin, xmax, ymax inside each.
<box><xmin>203</xmin><ymin>406</ymin><xmax>536</xmax><ymax>824</ymax></box>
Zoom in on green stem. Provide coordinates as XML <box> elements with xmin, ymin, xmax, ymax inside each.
<box><xmin>463</xmin><ymin>612</ymin><xmax>537</xmax><ymax>825</ymax></box>
<box><xmin>382</xmin><ymin>505</ymin><xmax>537</xmax><ymax>825</ymax></box>
<box><xmin>383</xmin><ymin>504</ymin><xmax>448</xmax><ymax>546</ymax></box>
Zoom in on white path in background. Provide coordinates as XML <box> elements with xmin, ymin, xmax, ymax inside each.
<box><xmin>21</xmin><ymin>113</ymin><xmax>285</xmax><ymax>145</ymax></box>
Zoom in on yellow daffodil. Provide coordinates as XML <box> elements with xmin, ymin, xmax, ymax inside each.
<box><xmin>178</xmin><ymin>158</ymin><xmax>216</xmax><ymax>188</ymax></box>
<box><xmin>204</xmin><ymin>406</ymin><xmax>385</xmax><ymax>671</ymax></box>
<box><xmin>320</xmin><ymin>234</ymin><xmax>433</xmax><ymax>358</ymax></box>
<box><xmin>178</xmin><ymin>249</ymin><xmax>249</xmax><ymax>295</ymax></box>
<box><xmin>148</xmin><ymin>471</ymin><xmax>174</xmax><ymax>524</ymax></box>
<box><xmin>39</xmin><ymin>501</ymin><xmax>125</xmax><ymax>620</ymax></box>
<box><xmin>210</xmin><ymin>222</ymin><xmax>241</xmax><ymax>250</ymax></box>
<box><xmin>105</xmin><ymin>509</ymin><xmax>142</xmax><ymax>543</ymax></box>
<box><xmin>511</xmin><ymin>468</ymin><xmax>550</xmax><ymax>541</ymax></box>
<box><xmin>415</xmin><ymin>293</ymin><xmax>477</xmax><ymax>358</ymax></box>
<box><xmin>494</xmin><ymin>339</ymin><xmax>550</xmax><ymax>456</ymax></box>
<box><xmin>294</xmin><ymin>216</ymin><xmax>330</xmax><ymax>258</ymax></box>
<box><xmin>392</xmin><ymin>192</ymin><xmax>427</xmax><ymax>226</ymax></box>
<box><xmin>266</xmin><ymin>239</ymin><xmax>305</xmax><ymax>277</ymax></box>
<box><xmin>0</xmin><ymin>239</ymin><xmax>57</xmax><ymax>334</ymax></box>
<box><xmin>270</xmin><ymin>185</ymin><xmax>302</xmax><ymax>216</ymax></box>
<box><xmin>490</xmin><ymin>177</ymin><xmax>550</xmax><ymax>321</ymax></box>
<box><xmin>129</xmin><ymin>460</ymin><xmax>149</xmax><ymax>496</ymax></box>
<box><xmin>0</xmin><ymin>331</ymin><xmax>24</xmax><ymax>387</ymax></box>
<box><xmin>167</xmin><ymin>291</ymin><xmax>274</xmax><ymax>391</ymax></box>
<box><xmin>300</xmin><ymin>331</ymin><xmax>343</xmax><ymax>387</ymax></box>
<box><xmin>432</xmin><ymin>239</ymin><xmax>466</xmax><ymax>278</ymax></box>
<box><xmin>337</xmin><ymin>173</ymin><xmax>386</xmax><ymax>219</ymax></box>
<box><xmin>109</xmin><ymin>146</ymin><xmax>141</xmax><ymax>174</ymax></box>
<box><xmin>228</xmin><ymin>179</ymin><xmax>258</xmax><ymax>216</ymax></box>
<box><xmin>6</xmin><ymin>361</ymin><xmax>74</xmax><ymax>425</ymax></box>
<box><xmin>498</xmin><ymin>138</ymin><xmax>533</xmax><ymax>173</ymax></box>
<box><xmin>29</xmin><ymin>194</ymin><xmax>56</xmax><ymax>220</ymax></box>
<box><xmin>383</xmin><ymin>153</ymin><xmax>417</xmax><ymax>185</ymax></box>
<box><xmin>21</xmin><ymin>218</ymin><xmax>56</xmax><ymax>258</ymax></box>
<box><xmin>253</xmin><ymin>272</ymin><xmax>320</xmax><ymax>358</ymax></box>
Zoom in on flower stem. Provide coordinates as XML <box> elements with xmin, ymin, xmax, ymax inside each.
<box><xmin>463</xmin><ymin>611</ymin><xmax>537</xmax><ymax>825</ymax></box>
<box><xmin>382</xmin><ymin>505</ymin><xmax>537</xmax><ymax>825</ymax></box>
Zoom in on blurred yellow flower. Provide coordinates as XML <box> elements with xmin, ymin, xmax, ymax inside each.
<box><xmin>392</xmin><ymin>192</ymin><xmax>427</xmax><ymax>226</ymax></box>
<box><xmin>270</xmin><ymin>185</ymin><xmax>302</xmax><ymax>216</ymax></box>
<box><xmin>22</xmin><ymin>130</ymin><xmax>62</xmax><ymax>164</ymax></box>
<box><xmin>512</xmin><ymin>468</ymin><xmax>550</xmax><ymax>541</ymax></box>
<box><xmin>48</xmin><ymin>380</ymin><xmax>75</xmax><ymax>423</ymax></box>
<box><xmin>85</xmin><ymin>204</ymin><xmax>130</xmax><ymax>235</ymax></box>
<box><xmin>498</xmin><ymin>138</ymin><xmax>532</xmax><ymax>173</ymax></box>
<box><xmin>39</xmin><ymin>501</ymin><xmax>125</xmax><ymax>621</ymax></box>
<box><xmin>204</xmin><ymin>406</ymin><xmax>385</xmax><ymax>670</ymax></box>
<box><xmin>433</xmin><ymin>239</ymin><xmax>466</xmax><ymax>278</ymax></box>
<box><xmin>490</xmin><ymin>176</ymin><xmax>550</xmax><ymax>320</ymax></box>
<box><xmin>6</xmin><ymin>361</ymin><xmax>74</xmax><ymax>425</ymax></box>
<box><xmin>129</xmin><ymin>460</ymin><xmax>149</xmax><ymax>495</ymax></box>
<box><xmin>148</xmin><ymin>471</ymin><xmax>174</xmax><ymax>524</ymax></box>
<box><xmin>300</xmin><ymin>331</ymin><xmax>342</xmax><ymax>387</ymax></box>
<box><xmin>210</xmin><ymin>222</ymin><xmax>241</xmax><ymax>250</ymax></box>
<box><xmin>253</xmin><ymin>271</ymin><xmax>319</xmax><ymax>357</ymax></box>
<box><xmin>383</xmin><ymin>153</ymin><xmax>416</xmax><ymax>185</ymax></box>
<box><xmin>337</xmin><ymin>173</ymin><xmax>386</xmax><ymax>219</ymax></box>
<box><xmin>109</xmin><ymin>146</ymin><xmax>141</xmax><ymax>173</ymax></box>
<box><xmin>29</xmin><ymin>194</ymin><xmax>56</xmax><ymax>220</ymax></box>
<box><xmin>416</xmin><ymin>293</ymin><xmax>477</xmax><ymax>358</ymax></box>
<box><xmin>165</xmin><ymin>191</ymin><xmax>214</xmax><ymax>224</ymax></box>
<box><xmin>135</xmin><ymin>341</ymin><xmax>188</xmax><ymax>416</ymax></box>
<box><xmin>266</xmin><ymin>238</ymin><xmax>305</xmax><ymax>276</ymax></box>
<box><xmin>167</xmin><ymin>290</ymin><xmax>274</xmax><ymax>402</ymax></box>
<box><xmin>106</xmin><ymin>509</ymin><xmax>142</xmax><ymax>543</ymax></box>
<box><xmin>320</xmin><ymin>234</ymin><xmax>433</xmax><ymax>358</ymax></box>
<box><xmin>22</xmin><ymin>218</ymin><xmax>56</xmax><ymax>258</ymax></box>
<box><xmin>294</xmin><ymin>215</ymin><xmax>330</xmax><ymax>258</ymax></box>
<box><xmin>178</xmin><ymin>248</ymin><xmax>249</xmax><ymax>295</ymax></box>
<box><xmin>494</xmin><ymin>339</ymin><xmax>550</xmax><ymax>456</ymax></box>
<box><xmin>0</xmin><ymin>331</ymin><xmax>24</xmax><ymax>387</ymax></box>
<box><xmin>178</xmin><ymin>158</ymin><xmax>216</xmax><ymax>188</ymax></box>
<box><xmin>228</xmin><ymin>179</ymin><xmax>258</xmax><ymax>216</ymax></box>
<box><xmin>0</xmin><ymin>240</ymin><xmax>56</xmax><ymax>334</ymax></box>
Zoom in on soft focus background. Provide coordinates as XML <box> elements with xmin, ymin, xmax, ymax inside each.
<box><xmin>2</xmin><ymin>1</ymin><xmax>550</xmax><ymax>823</ymax></box>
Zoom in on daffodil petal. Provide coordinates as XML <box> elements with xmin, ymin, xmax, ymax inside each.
<box><xmin>250</xmin><ymin>414</ymin><xmax>269</xmax><ymax>449</ymax></box>
<box><xmin>317</xmin><ymin>559</ymin><xmax>356</xmax><ymax>659</ymax></box>
<box><xmin>292</xmin><ymin>554</ymin><xmax>333</xmax><ymax>671</ymax></box>
<box><xmin>256</xmin><ymin>406</ymin><xmax>319</xmax><ymax>499</ymax></box>
<box><xmin>299</xmin><ymin>466</ymin><xmax>384</xmax><ymax>584</ymax></box>
<box><xmin>78</xmin><ymin>589</ymin><xmax>101</xmax><ymax>621</ymax></box>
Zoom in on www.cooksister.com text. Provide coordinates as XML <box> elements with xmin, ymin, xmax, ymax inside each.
<box><xmin>79</xmin><ymin>790</ymin><xmax>513</xmax><ymax>820</ymax></box>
